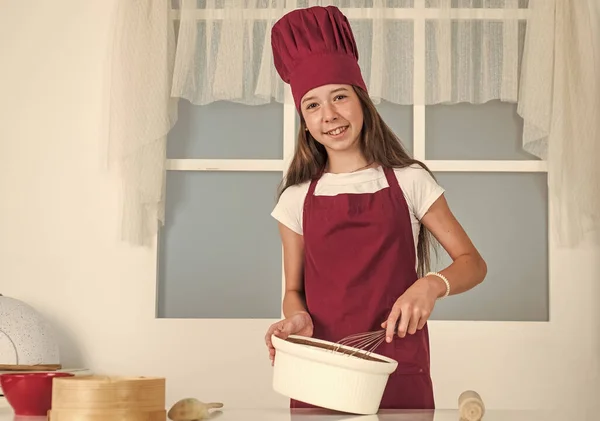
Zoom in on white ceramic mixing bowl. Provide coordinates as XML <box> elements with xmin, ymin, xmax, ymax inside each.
<box><xmin>271</xmin><ymin>334</ymin><xmax>398</xmax><ymax>415</ymax></box>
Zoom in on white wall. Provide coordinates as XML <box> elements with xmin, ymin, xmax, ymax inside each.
<box><xmin>1</xmin><ymin>0</ymin><xmax>599</xmax><ymax>414</ymax></box>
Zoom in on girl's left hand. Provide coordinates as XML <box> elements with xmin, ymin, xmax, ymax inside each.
<box><xmin>381</xmin><ymin>276</ymin><xmax>444</xmax><ymax>343</ymax></box>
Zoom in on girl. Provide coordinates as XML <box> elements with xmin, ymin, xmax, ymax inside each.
<box><xmin>264</xmin><ymin>5</ymin><xmax>487</xmax><ymax>410</ymax></box>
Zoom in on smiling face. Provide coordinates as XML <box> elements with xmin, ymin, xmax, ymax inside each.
<box><xmin>300</xmin><ymin>84</ymin><xmax>364</xmax><ymax>154</ymax></box>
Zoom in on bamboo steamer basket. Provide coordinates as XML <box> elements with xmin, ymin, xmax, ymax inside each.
<box><xmin>48</xmin><ymin>375</ymin><xmax>166</xmax><ymax>421</ymax></box>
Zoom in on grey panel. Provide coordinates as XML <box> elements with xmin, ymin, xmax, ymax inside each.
<box><xmin>425</xmin><ymin>101</ymin><xmax>539</xmax><ymax>160</ymax></box>
<box><xmin>167</xmin><ymin>100</ymin><xmax>283</xmax><ymax>160</ymax></box>
<box><xmin>428</xmin><ymin>172</ymin><xmax>548</xmax><ymax>321</ymax></box>
<box><xmin>157</xmin><ymin>171</ymin><xmax>283</xmax><ymax>318</ymax></box>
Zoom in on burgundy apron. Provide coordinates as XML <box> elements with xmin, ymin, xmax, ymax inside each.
<box><xmin>291</xmin><ymin>166</ymin><xmax>435</xmax><ymax>410</ymax></box>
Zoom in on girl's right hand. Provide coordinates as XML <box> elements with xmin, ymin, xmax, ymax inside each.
<box><xmin>264</xmin><ymin>311</ymin><xmax>314</xmax><ymax>366</ymax></box>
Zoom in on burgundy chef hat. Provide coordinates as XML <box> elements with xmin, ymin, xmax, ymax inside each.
<box><xmin>271</xmin><ymin>5</ymin><xmax>368</xmax><ymax>111</ymax></box>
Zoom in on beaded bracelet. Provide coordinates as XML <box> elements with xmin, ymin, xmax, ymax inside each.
<box><xmin>426</xmin><ymin>271</ymin><xmax>450</xmax><ymax>298</ymax></box>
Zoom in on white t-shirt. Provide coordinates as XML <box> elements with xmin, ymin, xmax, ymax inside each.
<box><xmin>271</xmin><ymin>164</ymin><xmax>445</xmax><ymax>254</ymax></box>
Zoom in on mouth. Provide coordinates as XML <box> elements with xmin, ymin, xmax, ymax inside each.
<box><xmin>324</xmin><ymin>125</ymin><xmax>349</xmax><ymax>137</ymax></box>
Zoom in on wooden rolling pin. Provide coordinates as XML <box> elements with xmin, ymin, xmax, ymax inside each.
<box><xmin>458</xmin><ymin>390</ymin><xmax>485</xmax><ymax>421</ymax></box>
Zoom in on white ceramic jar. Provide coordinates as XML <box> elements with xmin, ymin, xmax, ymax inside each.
<box><xmin>0</xmin><ymin>294</ymin><xmax>59</xmax><ymax>368</ymax></box>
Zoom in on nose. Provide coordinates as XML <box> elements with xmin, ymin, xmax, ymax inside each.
<box><xmin>321</xmin><ymin>102</ymin><xmax>338</xmax><ymax>123</ymax></box>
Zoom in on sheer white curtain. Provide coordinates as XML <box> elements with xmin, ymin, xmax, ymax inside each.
<box><xmin>106</xmin><ymin>0</ymin><xmax>178</xmax><ymax>247</ymax></box>
<box><xmin>519</xmin><ymin>0</ymin><xmax>600</xmax><ymax>247</ymax></box>
<box><xmin>171</xmin><ymin>0</ymin><xmax>528</xmax><ymax>106</ymax></box>
<box><xmin>105</xmin><ymin>0</ymin><xmax>599</xmax><ymax>247</ymax></box>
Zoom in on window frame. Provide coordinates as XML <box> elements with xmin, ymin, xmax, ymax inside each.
<box><xmin>163</xmin><ymin>2</ymin><xmax>547</xmax><ymax>321</ymax></box>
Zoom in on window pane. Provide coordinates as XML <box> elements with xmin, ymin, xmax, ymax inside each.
<box><xmin>429</xmin><ymin>172</ymin><xmax>548</xmax><ymax>321</ymax></box>
<box><xmin>426</xmin><ymin>0</ymin><xmax>529</xmax><ymax>7</ymax></box>
<box><xmin>167</xmin><ymin>100</ymin><xmax>283</xmax><ymax>160</ymax></box>
<box><xmin>425</xmin><ymin>101</ymin><xmax>539</xmax><ymax>160</ymax></box>
<box><xmin>196</xmin><ymin>0</ymin><xmax>416</xmax><ymax>7</ymax></box>
<box><xmin>425</xmin><ymin>19</ymin><xmax>527</xmax><ymax>104</ymax></box>
<box><xmin>385</xmin><ymin>0</ymin><xmax>414</xmax><ymax>6</ymax></box>
<box><xmin>376</xmin><ymin>101</ymin><xmax>413</xmax><ymax>156</ymax></box>
<box><xmin>349</xmin><ymin>19</ymin><xmax>413</xmax><ymax>103</ymax></box>
<box><xmin>157</xmin><ymin>171</ymin><xmax>283</xmax><ymax>318</ymax></box>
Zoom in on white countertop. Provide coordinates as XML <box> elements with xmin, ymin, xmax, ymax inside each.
<box><xmin>0</xmin><ymin>407</ymin><xmax>563</xmax><ymax>421</ymax></box>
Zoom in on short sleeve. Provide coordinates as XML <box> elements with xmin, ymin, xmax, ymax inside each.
<box><xmin>395</xmin><ymin>165</ymin><xmax>445</xmax><ymax>220</ymax></box>
<box><xmin>270</xmin><ymin>182</ymin><xmax>309</xmax><ymax>235</ymax></box>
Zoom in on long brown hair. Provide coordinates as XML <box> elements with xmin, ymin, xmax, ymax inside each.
<box><xmin>278</xmin><ymin>85</ymin><xmax>439</xmax><ymax>277</ymax></box>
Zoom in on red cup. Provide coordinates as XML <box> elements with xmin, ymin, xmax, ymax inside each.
<box><xmin>0</xmin><ymin>372</ymin><xmax>74</xmax><ymax>416</ymax></box>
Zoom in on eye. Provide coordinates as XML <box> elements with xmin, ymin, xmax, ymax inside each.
<box><xmin>334</xmin><ymin>94</ymin><xmax>347</xmax><ymax>101</ymax></box>
<box><xmin>305</xmin><ymin>103</ymin><xmax>318</xmax><ymax>110</ymax></box>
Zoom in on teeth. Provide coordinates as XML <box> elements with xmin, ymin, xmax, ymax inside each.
<box><xmin>327</xmin><ymin>126</ymin><xmax>347</xmax><ymax>136</ymax></box>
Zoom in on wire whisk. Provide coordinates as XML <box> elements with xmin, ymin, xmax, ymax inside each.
<box><xmin>331</xmin><ymin>329</ymin><xmax>387</xmax><ymax>360</ymax></box>
<box><xmin>331</xmin><ymin>320</ymin><xmax>401</xmax><ymax>361</ymax></box>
